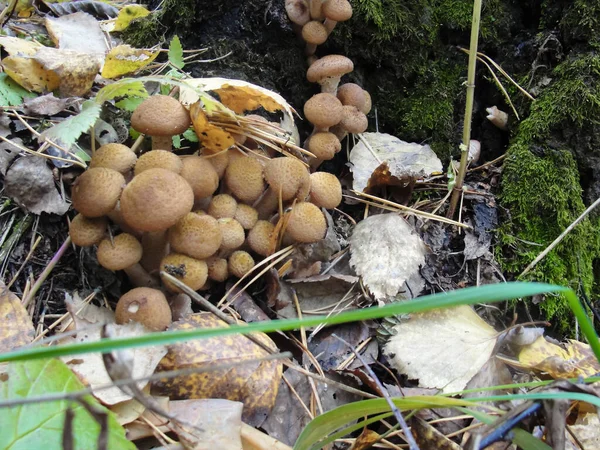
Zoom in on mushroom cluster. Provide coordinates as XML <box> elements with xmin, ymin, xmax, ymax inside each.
<box><xmin>69</xmin><ymin>94</ymin><xmax>343</xmax><ymax>331</ymax></box>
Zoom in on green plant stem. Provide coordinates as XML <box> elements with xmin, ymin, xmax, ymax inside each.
<box><xmin>447</xmin><ymin>0</ymin><xmax>483</xmax><ymax>219</ymax></box>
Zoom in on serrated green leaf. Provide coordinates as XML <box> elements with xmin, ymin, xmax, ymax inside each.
<box><xmin>95</xmin><ymin>79</ymin><xmax>148</xmax><ymax>104</ymax></box>
<box><xmin>41</xmin><ymin>101</ymin><xmax>101</xmax><ymax>149</ymax></box>
<box><xmin>183</xmin><ymin>128</ymin><xmax>198</xmax><ymax>142</ymax></box>
<box><xmin>0</xmin><ymin>73</ymin><xmax>35</xmax><ymax>106</ymax></box>
<box><xmin>168</xmin><ymin>35</ymin><xmax>184</xmax><ymax>69</ymax></box>
<box><xmin>0</xmin><ymin>358</ymin><xmax>135</xmax><ymax>450</ymax></box>
<box><xmin>115</xmin><ymin>96</ymin><xmax>145</xmax><ymax>111</ymax></box>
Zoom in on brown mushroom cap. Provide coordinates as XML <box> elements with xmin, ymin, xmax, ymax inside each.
<box><xmin>307</xmin><ymin>132</ymin><xmax>341</xmax><ymax>160</ymax></box>
<box><xmin>336</xmin><ymin>83</ymin><xmax>366</xmax><ymax>110</ymax></box>
<box><xmin>180</xmin><ymin>156</ymin><xmax>219</xmax><ymax>200</ymax></box>
<box><xmin>285</xmin><ymin>0</ymin><xmax>310</xmax><ymax>26</ymax></box>
<box><xmin>339</xmin><ymin>105</ymin><xmax>368</xmax><ymax>134</ymax></box>
<box><xmin>264</xmin><ymin>157</ymin><xmax>311</xmax><ymax>201</ymax></box>
<box><xmin>228</xmin><ymin>251</ymin><xmax>255</xmax><ymax>278</ymax></box>
<box><xmin>304</xmin><ymin>93</ymin><xmax>343</xmax><ymax>130</ymax></box>
<box><xmin>206</xmin><ymin>150</ymin><xmax>229</xmax><ymax>179</ymax></box>
<box><xmin>72</xmin><ymin>168</ymin><xmax>125</xmax><ymax>218</ymax></box>
<box><xmin>309</xmin><ymin>172</ymin><xmax>342</xmax><ymax>209</ymax></box>
<box><xmin>306</xmin><ymin>55</ymin><xmax>354</xmax><ymax>93</ymax></box>
<box><xmin>234</xmin><ymin>204</ymin><xmax>259</xmax><ymax>230</ymax></box>
<box><xmin>285</xmin><ymin>202</ymin><xmax>327</xmax><ymax>243</ymax></box>
<box><xmin>207</xmin><ymin>257</ymin><xmax>229</xmax><ymax>282</ymax></box>
<box><xmin>247</xmin><ymin>220</ymin><xmax>275</xmax><ymax>256</ymax></box>
<box><xmin>225</xmin><ymin>156</ymin><xmax>265</xmax><ymax>203</ymax></box>
<box><xmin>169</xmin><ymin>212</ymin><xmax>222</xmax><ymax>260</ymax></box>
<box><xmin>134</xmin><ymin>150</ymin><xmax>183</xmax><ymax>176</ymax></box>
<box><xmin>208</xmin><ymin>194</ymin><xmax>238</xmax><ymax>219</ymax></box>
<box><xmin>160</xmin><ymin>253</ymin><xmax>208</xmax><ymax>292</ymax></box>
<box><xmin>130</xmin><ymin>95</ymin><xmax>191</xmax><ymax>137</ymax></box>
<box><xmin>97</xmin><ymin>233</ymin><xmax>143</xmax><ymax>271</ymax></box>
<box><xmin>89</xmin><ymin>144</ymin><xmax>137</xmax><ymax>174</ymax></box>
<box><xmin>322</xmin><ymin>0</ymin><xmax>352</xmax><ymax>21</ymax></box>
<box><xmin>302</xmin><ymin>20</ymin><xmax>328</xmax><ymax>45</ymax></box>
<box><xmin>361</xmin><ymin>91</ymin><xmax>372</xmax><ymax>115</ymax></box>
<box><xmin>69</xmin><ymin>213</ymin><xmax>107</xmax><ymax>247</ymax></box>
<box><xmin>120</xmin><ymin>168</ymin><xmax>194</xmax><ymax>232</ymax></box>
<box><xmin>218</xmin><ymin>218</ymin><xmax>246</xmax><ymax>251</ymax></box>
<box><xmin>115</xmin><ymin>287</ymin><xmax>172</xmax><ymax>331</ymax></box>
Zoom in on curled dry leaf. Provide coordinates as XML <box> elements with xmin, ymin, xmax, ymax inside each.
<box><xmin>384</xmin><ymin>305</ymin><xmax>497</xmax><ymax>393</ymax></box>
<box><xmin>152</xmin><ymin>313</ymin><xmax>283</xmax><ymax>427</ymax></box>
<box><xmin>349</xmin><ymin>132</ymin><xmax>443</xmax><ymax>193</ymax></box>
<box><xmin>4</xmin><ymin>156</ymin><xmax>70</xmax><ymax>215</ymax></box>
<box><xmin>349</xmin><ymin>214</ymin><xmax>425</xmax><ymax>300</ymax></box>
<box><xmin>189</xmin><ymin>101</ymin><xmax>235</xmax><ymax>154</ymax></box>
<box><xmin>0</xmin><ymin>282</ymin><xmax>35</xmax><ymax>352</ymax></box>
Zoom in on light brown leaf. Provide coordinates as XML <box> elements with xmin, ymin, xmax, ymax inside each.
<box><xmin>152</xmin><ymin>313</ymin><xmax>283</xmax><ymax>427</ymax></box>
<box><xmin>0</xmin><ymin>282</ymin><xmax>35</xmax><ymax>352</ymax></box>
<box><xmin>45</xmin><ymin>12</ymin><xmax>108</xmax><ymax>55</ymax></box>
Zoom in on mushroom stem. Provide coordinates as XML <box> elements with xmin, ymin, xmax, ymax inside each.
<box><xmin>140</xmin><ymin>230</ymin><xmax>169</xmax><ymax>274</ymax></box>
<box><xmin>320</xmin><ymin>77</ymin><xmax>342</xmax><ymax>95</ymax></box>
<box><xmin>323</xmin><ymin>19</ymin><xmax>338</xmax><ymax>35</ymax></box>
<box><xmin>152</xmin><ymin>135</ymin><xmax>173</xmax><ymax>150</ymax></box>
<box><xmin>306</xmin><ymin>43</ymin><xmax>318</xmax><ymax>56</ymax></box>
<box><xmin>309</xmin><ymin>0</ymin><xmax>323</xmax><ymax>19</ymax></box>
<box><xmin>124</xmin><ymin>263</ymin><xmax>161</xmax><ymax>288</ymax></box>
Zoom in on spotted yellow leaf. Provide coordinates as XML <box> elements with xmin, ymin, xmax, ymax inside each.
<box><xmin>190</xmin><ymin>101</ymin><xmax>235</xmax><ymax>154</ymax></box>
<box><xmin>101</xmin><ymin>45</ymin><xmax>159</xmax><ymax>79</ymax></box>
<box><xmin>113</xmin><ymin>5</ymin><xmax>151</xmax><ymax>32</ymax></box>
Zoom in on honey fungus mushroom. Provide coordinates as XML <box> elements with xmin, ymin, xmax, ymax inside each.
<box><xmin>169</xmin><ymin>212</ymin><xmax>222</xmax><ymax>260</ymax></box>
<box><xmin>224</xmin><ymin>156</ymin><xmax>265</xmax><ymax>204</ymax></box>
<box><xmin>285</xmin><ymin>202</ymin><xmax>327</xmax><ymax>243</ymax></box>
<box><xmin>160</xmin><ymin>253</ymin><xmax>208</xmax><ymax>292</ymax></box>
<box><xmin>309</xmin><ymin>172</ymin><xmax>342</xmax><ymax>209</ymax></box>
<box><xmin>71</xmin><ymin>168</ymin><xmax>125</xmax><ymax>218</ymax></box>
<box><xmin>115</xmin><ymin>287</ymin><xmax>172</xmax><ymax>331</ymax></box>
<box><xmin>130</xmin><ymin>95</ymin><xmax>191</xmax><ymax>150</ymax></box>
<box><xmin>304</xmin><ymin>93</ymin><xmax>343</xmax><ymax>132</ymax></box>
<box><xmin>306</xmin><ymin>54</ymin><xmax>354</xmax><ymax>94</ymax></box>
<box><xmin>264</xmin><ymin>157</ymin><xmax>311</xmax><ymax>201</ymax></box>
<box><xmin>89</xmin><ymin>144</ymin><xmax>137</xmax><ymax>175</ymax></box>
<box><xmin>97</xmin><ymin>233</ymin><xmax>157</xmax><ymax>287</ymax></box>
<box><xmin>69</xmin><ymin>213</ymin><xmax>107</xmax><ymax>247</ymax></box>
<box><xmin>134</xmin><ymin>150</ymin><xmax>183</xmax><ymax>175</ymax></box>
<box><xmin>228</xmin><ymin>251</ymin><xmax>255</xmax><ymax>278</ymax></box>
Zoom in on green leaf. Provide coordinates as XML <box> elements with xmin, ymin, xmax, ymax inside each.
<box><xmin>0</xmin><ymin>358</ymin><xmax>135</xmax><ymax>450</ymax></box>
<box><xmin>0</xmin><ymin>73</ymin><xmax>35</xmax><ymax>106</ymax></box>
<box><xmin>95</xmin><ymin>78</ymin><xmax>148</xmax><ymax>104</ymax></box>
<box><xmin>0</xmin><ymin>283</ymin><xmax>578</xmax><ymax>363</ymax></box>
<box><xmin>41</xmin><ymin>101</ymin><xmax>101</xmax><ymax>149</ymax></box>
<box><xmin>183</xmin><ymin>128</ymin><xmax>199</xmax><ymax>142</ymax></box>
<box><xmin>168</xmin><ymin>35</ymin><xmax>184</xmax><ymax>69</ymax></box>
<box><xmin>172</xmin><ymin>134</ymin><xmax>181</xmax><ymax>149</ymax></box>
<box><xmin>115</xmin><ymin>96</ymin><xmax>145</xmax><ymax>112</ymax></box>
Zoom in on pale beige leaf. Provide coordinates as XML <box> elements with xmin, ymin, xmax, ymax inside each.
<box><xmin>349</xmin><ymin>132</ymin><xmax>443</xmax><ymax>192</ymax></box>
<box><xmin>45</xmin><ymin>12</ymin><xmax>108</xmax><ymax>55</ymax></box>
<box><xmin>569</xmin><ymin>413</ymin><xmax>600</xmax><ymax>448</ymax></box>
<box><xmin>349</xmin><ymin>214</ymin><xmax>425</xmax><ymax>300</ymax></box>
<box><xmin>384</xmin><ymin>305</ymin><xmax>497</xmax><ymax>393</ymax></box>
<box><xmin>0</xmin><ymin>282</ymin><xmax>34</xmax><ymax>351</ymax></box>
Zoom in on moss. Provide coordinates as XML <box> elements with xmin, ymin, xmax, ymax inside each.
<box><xmin>498</xmin><ymin>54</ymin><xmax>600</xmax><ymax>329</ymax></box>
<box><xmin>432</xmin><ymin>0</ymin><xmax>508</xmax><ymax>40</ymax></box>
<box><xmin>560</xmin><ymin>0</ymin><xmax>600</xmax><ymax>47</ymax></box>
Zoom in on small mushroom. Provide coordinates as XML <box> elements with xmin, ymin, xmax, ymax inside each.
<box><xmin>234</xmin><ymin>204</ymin><xmax>259</xmax><ymax>230</ymax></box>
<box><xmin>339</xmin><ymin>105</ymin><xmax>368</xmax><ymax>134</ymax></box>
<box><xmin>306</xmin><ymin>54</ymin><xmax>354</xmax><ymax>94</ymax></box>
<box><xmin>309</xmin><ymin>172</ymin><xmax>342</xmax><ymax>209</ymax></box>
<box><xmin>225</xmin><ymin>155</ymin><xmax>265</xmax><ymax>204</ymax></box>
<box><xmin>322</xmin><ymin>0</ymin><xmax>352</xmax><ymax>35</ymax></box>
<box><xmin>97</xmin><ymin>233</ymin><xmax>157</xmax><ymax>287</ymax></box>
<box><xmin>247</xmin><ymin>220</ymin><xmax>275</xmax><ymax>257</ymax></box>
<box><xmin>207</xmin><ymin>257</ymin><xmax>229</xmax><ymax>282</ymax></box>
<box><xmin>160</xmin><ymin>253</ymin><xmax>208</xmax><ymax>292</ymax></box>
<box><xmin>218</xmin><ymin>218</ymin><xmax>246</xmax><ymax>251</ymax></box>
<box><xmin>306</xmin><ymin>131</ymin><xmax>342</xmax><ymax>168</ymax></box>
<box><xmin>89</xmin><ymin>144</ymin><xmax>137</xmax><ymax>175</ymax></box>
<box><xmin>285</xmin><ymin>0</ymin><xmax>310</xmax><ymax>26</ymax></box>
<box><xmin>228</xmin><ymin>251</ymin><xmax>255</xmax><ymax>278</ymax></box>
<box><xmin>69</xmin><ymin>213</ymin><xmax>108</xmax><ymax>247</ymax></box>
<box><xmin>285</xmin><ymin>202</ymin><xmax>327</xmax><ymax>243</ymax></box>
<box><xmin>336</xmin><ymin>83</ymin><xmax>367</xmax><ymax>111</ymax></box>
<box><xmin>180</xmin><ymin>156</ymin><xmax>220</xmax><ymax>201</ymax></box>
<box><xmin>486</xmin><ymin>106</ymin><xmax>508</xmax><ymax>130</ymax></box>
<box><xmin>115</xmin><ymin>287</ymin><xmax>172</xmax><ymax>331</ymax></box>
<box><xmin>302</xmin><ymin>20</ymin><xmax>328</xmax><ymax>56</ymax></box>
<box><xmin>134</xmin><ymin>150</ymin><xmax>183</xmax><ymax>175</ymax></box>
<box><xmin>71</xmin><ymin>168</ymin><xmax>125</xmax><ymax>218</ymax></box>
<box><xmin>169</xmin><ymin>212</ymin><xmax>222</xmax><ymax>260</ymax></box>
<box><xmin>264</xmin><ymin>157</ymin><xmax>311</xmax><ymax>201</ymax></box>
<box><xmin>131</xmin><ymin>95</ymin><xmax>191</xmax><ymax>150</ymax></box>
<box><xmin>304</xmin><ymin>93</ymin><xmax>344</xmax><ymax>132</ymax></box>
<box><xmin>208</xmin><ymin>194</ymin><xmax>238</xmax><ymax>219</ymax></box>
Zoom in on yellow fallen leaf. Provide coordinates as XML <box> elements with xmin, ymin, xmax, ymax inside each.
<box><xmin>0</xmin><ymin>282</ymin><xmax>35</xmax><ymax>351</ymax></box>
<box><xmin>113</xmin><ymin>5</ymin><xmax>151</xmax><ymax>32</ymax></box>
<box><xmin>101</xmin><ymin>45</ymin><xmax>159</xmax><ymax>79</ymax></box>
<box><xmin>190</xmin><ymin>101</ymin><xmax>235</xmax><ymax>154</ymax></box>
<box><xmin>34</xmin><ymin>47</ymin><xmax>102</xmax><ymax>97</ymax></box>
<box><xmin>518</xmin><ymin>336</ymin><xmax>600</xmax><ymax>378</ymax></box>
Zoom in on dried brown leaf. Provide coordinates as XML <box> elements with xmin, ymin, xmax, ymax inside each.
<box><xmin>0</xmin><ymin>282</ymin><xmax>35</xmax><ymax>351</ymax></box>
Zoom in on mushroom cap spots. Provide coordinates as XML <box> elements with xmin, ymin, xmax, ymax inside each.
<box><xmin>264</xmin><ymin>157</ymin><xmax>311</xmax><ymax>201</ymax></box>
<box><xmin>225</xmin><ymin>156</ymin><xmax>265</xmax><ymax>203</ymax></box>
<box><xmin>340</xmin><ymin>105</ymin><xmax>368</xmax><ymax>134</ymax></box>
<box><xmin>322</xmin><ymin>0</ymin><xmax>352</xmax><ymax>21</ymax></box>
<box><xmin>115</xmin><ymin>287</ymin><xmax>172</xmax><ymax>331</ymax></box>
<box><xmin>131</xmin><ymin>95</ymin><xmax>191</xmax><ymax>136</ymax></box>
<box><xmin>336</xmin><ymin>83</ymin><xmax>366</xmax><ymax>110</ymax></box>
<box><xmin>169</xmin><ymin>212</ymin><xmax>222</xmax><ymax>260</ymax></box>
<box><xmin>218</xmin><ymin>218</ymin><xmax>246</xmax><ymax>251</ymax></box>
<box><xmin>302</xmin><ymin>21</ymin><xmax>328</xmax><ymax>45</ymax></box>
<box><xmin>306</xmin><ymin>55</ymin><xmax>353</xmax><ymax>84</ymax></box>
<box><xmin>206</xmin><ymin>150</ymin><xmax>229</xmax><ymax>179</ymax></box>
<box><xmin>228</xmin><ymin>251</ymin><xmax>255</xmax><ymax>278</ymax></box>
<box><xmin>180</xmin><ymin>156</ymin><xmax>220</xmax><ymax>200</ymax></box>
<box><xmin>120</xmin><ymin>168</ymin><xmax>194</xmax><ymax>232</ymax></box>
<box><xmin>309</xmin><ymin>172</ymin><xmax>342</xmax><ymax>209</ymax></box>
<box><xmin>72</xmin><ymin>168</ymin><xmax>125</xmax><ymax>218</ymax></box>
<box><xmin>208</xmin><ymin>194</ymin><xmax>238</xmax><ymax>219</ymax></box>
<box><xmin>89</xmin><ymin>144</ymin><xmax>137</xmax><ymax>174</ymax></box>
<box><xmin>69</xmin><ymin>214</ymin><xmax>107</xmax><ymax>247</ymax></box>
<box><xmin>234</xmin><ymin>204</ymin><xmax>259</xmax><ymax>230</ymax></box>
<box><xmin>160</xmin><ymin>253</ymin><xmax>208</xmax><ymax>292</ymax></box>
<box><xmin>134</xmin><ymin>150</ymin><xmax>183</xmax><ymax>176</ymax></box>
<box><xmin>285</xmin><ymin>202</ymin><xmax>327</xmax><ymax>243</ymax></box>
<box><xmin>247</xmin><ymin>220</ymin><xmax>275</xmax><ymax>256</ymax></box>
<box><xmin>307</xmin><ymin>132</ymin><xmax>341</xmax><ymax>160</ymax></box>
<box><xmin>304</xmin><ymin>93</ymin><xmax>343</xmax><ymax>129</ymax></box>
<box><xmin>97</xmin><ymin>233</ymin><xmax>143</xmax><ymax>271</ymax></box>
<box><xmin>207</xmin><ymin>257</ymin><xmax>229</xmax><ymax>282</ymax></box>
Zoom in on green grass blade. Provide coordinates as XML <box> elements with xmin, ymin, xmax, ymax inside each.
<box><xmin>0</xmin><ymin>283</ymin><xmax>568</xmax><ymax>363</ymax></box>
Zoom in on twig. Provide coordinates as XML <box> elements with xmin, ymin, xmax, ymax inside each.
<box><xmin>332</xmin><ymin>334</ymin><xmax>419</xmax><ymax>450</ymax></box>
<box><xmin>519</xmin><ymin>196</ymin><xmax>600</xmax><ymax>278</ymax></box>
